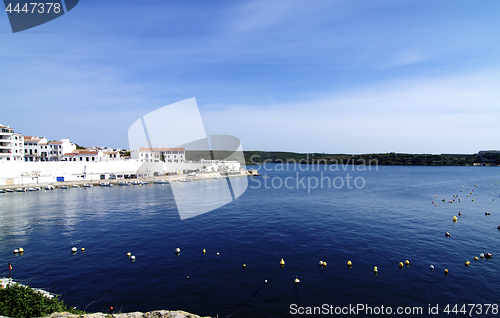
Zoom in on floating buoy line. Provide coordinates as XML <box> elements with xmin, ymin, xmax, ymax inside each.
<box><xmin>5</xmin><ymin>181</ymin><xmax>498</xmax><ymax>316</ymax></box>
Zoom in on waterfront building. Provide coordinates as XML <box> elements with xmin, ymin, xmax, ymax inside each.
<box><xmin>0</xmin><ymin>124</ymin><xmax>24</xmax><ymax>162</ymax></box>
<box><xmin>26</xmin><ymin>137</ymin><xmax>76</xmax><ymax>161</ymax></box>
<box><xmin>102</xmin><ymin>149</ymin><xmax>121</xmax><ymax>160</ymax></box>
<box><xmin>131</xmin><ymin>147</ymin><xmax>185</xmax><ymax>163</ymax></box>
<box><xmin>200</xmin><ymin>159</ymin><xmax>241</xmax><ymax>172</ymax></box>
<box><xmin>23</xmin><ymin>136</ymin><xmax>47</xmax><ymax>161</ymax></box>
<box><xmin>63</xmin><ymin>149</ymin><xmax>103</xmax><ymax>162</ymax></box>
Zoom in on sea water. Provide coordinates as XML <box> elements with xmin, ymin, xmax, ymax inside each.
<box><xmin>0</xmin><ymin>165</ymin><xmax>499</xmax><ymax>317</ymax></box>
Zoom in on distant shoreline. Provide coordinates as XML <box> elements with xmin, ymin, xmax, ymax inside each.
<box><xmin>238</xmin><ymin>151</ymin><xmax>500</xmax><ymax>166</ymax></box>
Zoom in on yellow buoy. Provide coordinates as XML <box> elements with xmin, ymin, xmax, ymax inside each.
<box><xmin>405</xmin><ymin>260</ymin><xmax>409</xmax><ymax>266</ymax></box>
<box><xmin>243</xmin><ymin>264</ymin><xmax>246</xmax><ymax>268</ymax></box>
<box><xmin>187</xmin><ymin>276</ymin><xmax>189</xmax><ymax>279</ymax></box>
<box><xmin>19</xmin><ymin>247</ymin><xmax>24</xmax><ymax>253</ymax></box>
<box><xmin>280</xmin><ymin>258</ymin><xmax>285</xmax><ymax>266</ymax></box>
<box><xmin>465</xmin><ymin>261</ymin><xmax>470</xmax><ymax>266</ymax></box>
<box><xmin>474</xmin><ymin>257</ymin><xmax>478</xmax><ymax>261</ymax></box>
<box><xmin>399</xmin><ymin>262</ymin><xmax>404</xmax><ymax>268</ymax></box>
<box><xmin>373</xmin><ymin>266</ymin><xmax>378</xmax><ymax>273</ymax></box>
<box><xmin>435</xmin><ymin>195</ymin><xmax>438</xmax><ymax>198</ymax></box>
<box><xmin>81</xmin><ymin>248</ymin><xmax>85</xmax><ymax>252</ymax></box>
<box><xmin>472</xmin><ymin>199</ymin><xmax>474</xmax><ymax>201</ymax></box>
<box><xmin>202</xmin><ymin>249</ymin><xmax>206</xmax><ymax>254</ymax></box>
<box><xmin>347</xmin><ymin>260</ymin><xmax>352</xmax><ymax>266</ymax></box>
<box><xmin>453</xmin><ymin>216</ymin><xmax>457</xmax><ymax>222</ymax></box>
<box><xmin>444</xmin><ymin>269</ymin><xmax>448</xmax><ymax>274</ymax></box>
<box><xmin>294</xmin><ymin>277</ymin><xmax>300</xmax><ymax>284</ymax></box>
<box><xmin>323</xmin><ymin>261</ymin><xmax>327</xmax><ymax>267</ymax></box>
<box><xmin>127</xmin><ymin>252</ymin><xmax>132</xmax><ymax>257</ymax></box>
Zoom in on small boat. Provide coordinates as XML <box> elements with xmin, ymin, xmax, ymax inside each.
<box><xmin>99</xmin><ymin>182</ymin><xmax>113</xmax><ymax>187</ymax></box>
<box><xmin>179</xmin><ymin>179</ymin><xmax>190</xmax><ymax>182</ymax></box>
<box><xmin>130</xmin><ymin>181</ymin><xmax>143</xmax><ymax>185</ymax></box>
<box><xmin>82</xmin><ymin>184</ymin><xmax>93</xmax><ymax>188</ymax></box>
<box><xmin>154</xmin><ymin>180</ymin><xmax>170</xmax><ymax>184</ymax></box>
<box><xmin>15</xmin><ymin>188</ymin><xmax>25</xmax><ymax>192</ymax></box>
<box><xmin>60</xmin><ymin>186</ymin><xmax>68</xmax><ymax>189</ymax></box>
<box><xmin>142</xmin><ymin>181</ymin><xmax>149</xmax><ymax>185</ymax></box>
<box><xmin>44</xmin><ymin>185</ymin><xmax>55</xmax><ymax>190</ymax></box>
<box><xmin>72</xmin><ymin>185</ymin><xmax>80</xmax><ymax>188</ymax></box>
<box><xmin>213</xmin><ymin>175</ymin><xmax>222</xmax><ymax>179</ymax></box>
<box><xmin>5</xmin><ymin>189</ymin><xmax>14</xmax><ymax>193</ymax></box>
<box><xmin>34</xmin><ymin>187</ymin><xmax>41</xmax><ymax>191</ymax></box>
<box><xmin>0</xmin><ymin>189</ymin><xmax>5</xmax><ymax>193</ymax></box>
<box><xmin>187</xmin><ymin>172</ymin><xmax>197</xmax><ymax>177</ymax></box>
<box><xmin>118</xmin><ymin>181</ymin><xmax>129</xmax><ymax>186</ymax></box>
<box><xmin>27</xmin><ymin>187</ymin><xmax>36</xmax><ymax>192</ymax></box>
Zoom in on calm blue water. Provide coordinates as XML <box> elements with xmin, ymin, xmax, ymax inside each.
<box><xmin>1</xmin><ymin>165</ymin><xmax>499</xmax><ymax>317</ymax></box>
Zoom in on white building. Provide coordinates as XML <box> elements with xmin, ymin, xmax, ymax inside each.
<box><xmin>24</xmin><ymin>136</ymin><xmax>75</xmax><ymax>162</ymax></box>
<box><xmin>23</xmin><ymin>136</ymin><xmax>47</xmax><ymax>162</ymax></box>
<box><xmin>131</xmin><ymin>147</ymin><xmax>185</xmax><ymax>163</ymax></box>
<box><xmin>102</xmin><ymin>149</ymin><xmax>121</xmax><ymax>160</ymax></box>
<box><xmin>200</xmin><ymin>159</ymin><xmax>241</xmax><ymax>172</ymax></box>
<box><xmin>0</xmin><ymin>124</ymin><xmax>24</xmax><ymax>162</ymax></box>
<box><xmin>63</xmin><ymin>149</ymin><xmax>103</xmax><ymax>162</ymax></box>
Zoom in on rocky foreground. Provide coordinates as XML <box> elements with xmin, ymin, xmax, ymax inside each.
<box><xmin>48</xmin><ymin>311</ymin><xmax>211</xmax><ymax>318</ymax></box>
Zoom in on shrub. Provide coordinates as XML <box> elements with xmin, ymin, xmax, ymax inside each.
<box><xmin>0</xmin><ymin>283</ymin><xmax>85</xmax><ymax>318</ymax></box>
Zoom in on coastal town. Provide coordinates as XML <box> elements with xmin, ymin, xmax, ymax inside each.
<box><xmin>0</xmin><ymin>123</ymin><xmax>247</xmax><ymax>188</ymax></box>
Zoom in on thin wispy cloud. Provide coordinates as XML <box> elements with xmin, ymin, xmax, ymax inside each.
<box><xmin>1</xmin><ymin>0</ymin><xmax>499</xmax><ymax>153</ymax></box>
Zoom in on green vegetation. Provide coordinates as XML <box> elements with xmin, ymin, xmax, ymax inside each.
<box><xmin>0</xmin><ymin>283</ymin><xmax>85</xmax><ymax>318</ymax></box>
<box><xmin>243</xmin><ymin>151</ymin><xmax>482</xmax><ymax>166</ymax></box>
<box><xmin>482</xmin><ymin>152</ymin><xmax>500</xmax><ymax>165</ymax></box>
<box><xmin>185</xmin><ymin>150</ymin><xmax>494</xmax><ymax>166</ymax></box>
<box><xmin>120</xmin><ymin>150</ymin><xmax>131</xmax><ymax>157</ymax></box>
<box><xmin>74</xmin><ymin>143</ymin><xmax>86</xmax><ymax>150</ymax></box>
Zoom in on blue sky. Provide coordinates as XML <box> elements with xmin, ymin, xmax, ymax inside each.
<box><xmin>1</xmin><ymin>0</ymin><xmax>499</xmax><ymax>154</ymax></box>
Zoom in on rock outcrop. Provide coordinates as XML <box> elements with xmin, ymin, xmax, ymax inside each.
<box><xmin>48</xmin><ymin>311</ymin><xmax>211</xmax><ymax>318</ymax></box>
